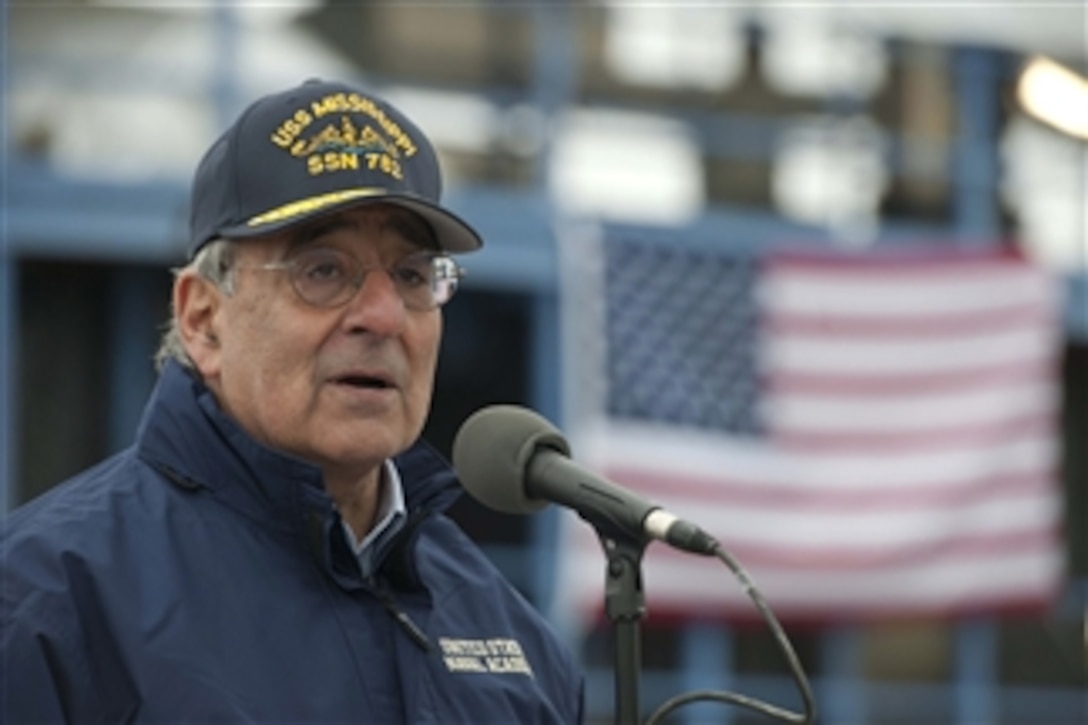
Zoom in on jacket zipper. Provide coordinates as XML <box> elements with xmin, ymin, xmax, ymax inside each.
<box><xmin>370</xmin><ymin>580</ymin><xmax>434</xmax><ymax>653</ymax></box>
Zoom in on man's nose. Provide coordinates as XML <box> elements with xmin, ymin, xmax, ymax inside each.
<box><xmin>340</xmin><ymin>267</ymin><xmax>408</xmax><ymax>335</ymax></box>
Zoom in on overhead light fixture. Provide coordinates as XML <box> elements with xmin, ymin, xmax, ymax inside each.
<box><xmin>549</xmin><ymin>109</ymin><xmax>704</xmax><ymax>224</ymax></box>
<box><xmin>771</xmin><ymin>115</ymin><xmax>887</xmax><ymax>245</ymax></box>
<box><xmin>760</xmin><ymin>7</ymin><xmax>887</xmax><ymax>98</ymax></box>
<box><xmin>381</xmin><ymin>86</ymin><xmax>499</xmax><ymax>154</ymax></box>
<box><xmin>602</xmin><ymin>2</ymin><xmax>745</xmax><ymax>91</ymax></box>
<box><xmin>90</xmin><ymin>0</ymin><xmax>320</xmax><ymax>24</ymax></box>
<box><xmin>1016</xmin><ymin>55</ymin><xmax>1088</xmax><ymax>140</ymax></box>
<box><xmin>1000</xmin><ymin>116</ymin><xmax>1086</xmax><ymax>275</ymax></box>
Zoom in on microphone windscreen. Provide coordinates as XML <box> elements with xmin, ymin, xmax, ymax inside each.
<box><xmin>451</xmin><ymin>405</ymin><xmax>571</xmax><ymax>515</ymax></box>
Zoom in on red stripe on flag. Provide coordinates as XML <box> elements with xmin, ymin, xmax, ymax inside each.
<box><xmin>648</xmin><ymin>527</ymin><xmax>1060</xmax><ymax>571</ymax></box>
<box><xmin>765</xmin><ymin>303</ymin><xmax>1052</xmax><ymax>338</ymax></box>
<box><xmin>604</xmin><ymin>467</ymin><xmax>1055</xmax><ymax>511</ymax></box>
<box><xmin>770</xmin><ymin>413</ymin><xmax>1055</xmax><ymax>452</ymax></box>
<box><xmin>768</xmin><ymin>244</ymin><xmax>1025</xmax><ymax>273</ymax></box>
<box><xmin>765</xmin><ymin>358</ymin><xmax>1055</xmax><ymax>396</ymax></box>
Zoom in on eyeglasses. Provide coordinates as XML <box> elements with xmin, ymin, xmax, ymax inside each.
<box><xmin>245</xmin><ymin>247</ymin><xmax>463</xmax><ymax>310</ymax></box>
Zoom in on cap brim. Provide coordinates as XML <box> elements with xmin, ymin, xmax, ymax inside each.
<box><xmin>217</xmin><ymin>190</ymin><xmax>483</xmax><ymax>253</ymax></box>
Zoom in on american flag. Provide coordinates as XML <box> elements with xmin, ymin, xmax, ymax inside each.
<box><xmin>557</xmin><ymin>230</ymin><xmax>1064</xmax><ymax>622</ymax></box>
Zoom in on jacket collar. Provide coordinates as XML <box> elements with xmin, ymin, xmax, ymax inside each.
<box><xmin>134</xmin><ymin>360</ymin><xmax>462</xmax><ymax>552</ymax></box>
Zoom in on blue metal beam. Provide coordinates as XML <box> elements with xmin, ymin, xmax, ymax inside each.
<box><xmin>524</xmin><ymin>1</ymin><xmax>578</xmax><ymax>625</ymax></box>
<box><xmin>212</xmin><ymin>0</ymin><xmax>240</xmax><ymax>130</ymax></box>
<box><xmin>952</xmin><ymin>47</ymin><xmax>1002</xmax><ymax>243</ymax></box>
<box><xmin>8</xmin><ymin>160</ymin><xmax>1087</xmax><ymax>341</ymax></box>
<box><xmin>949</xmin><ymin>45</ymin><xmax>1004</xmax><ymax>725</ymax></box>
<box><xmin>954</xmin><ymin>618</ymin><xmax>998</xmax><ymax>725</ymax></box>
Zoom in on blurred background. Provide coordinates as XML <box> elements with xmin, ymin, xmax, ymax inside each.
<box><xmin>2</xmin><ymin>1</ymin><xmax>1085</xmax><ymax>723</ymax></box>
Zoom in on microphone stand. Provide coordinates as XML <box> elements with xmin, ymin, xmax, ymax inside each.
<box><xmin>598</xmin><ymin>531</ymin><xmax>649</xmax><ymax>725</ymax></box>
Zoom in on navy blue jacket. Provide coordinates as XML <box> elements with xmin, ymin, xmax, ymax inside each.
<box><xmin>2</xmin><ymin>361</ymin><xmax>584</xmax><ymax>723</ymax></box>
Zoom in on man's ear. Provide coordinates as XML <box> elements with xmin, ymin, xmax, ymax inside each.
<box><xmin>174</xmin><ymin>271</ymin><xmax>224</xmax><ymax>380</ymax></box>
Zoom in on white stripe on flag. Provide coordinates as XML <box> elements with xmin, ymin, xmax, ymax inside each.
<box><xmin>764</xmin><ymin>325</ymin><xmax>1055</xmax><ymax>378</ymax></box>
<box><xmin>763</xmin><ymin>259</ymin><xmax>1056</xmax><ymax>318</ymax></box>
<box><xmin>577</xmin><ymin>421</ymin><xmax>1057</xmax><ymax>496</ymax></box>
<box><xmin>764</xmin><ymin>379</ymin><xmax>1058</xmax><ymax>435</ymax></box>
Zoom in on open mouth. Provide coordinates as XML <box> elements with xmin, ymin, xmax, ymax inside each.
<box><xmin>335</xmin><ymin>374</ymin><xmax>393</xmax><ymax>390</ymax></box>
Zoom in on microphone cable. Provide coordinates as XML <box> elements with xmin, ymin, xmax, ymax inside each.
<box><xmin>644</xmin><ymin>543</ymin><xmax>817</xmax><ymax>725</ymax></box>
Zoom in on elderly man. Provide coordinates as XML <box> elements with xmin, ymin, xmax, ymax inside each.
<box><xmin>2</xmin><ymin>79</ymin><xmax>584</xmax><ymax>723</ymax></box>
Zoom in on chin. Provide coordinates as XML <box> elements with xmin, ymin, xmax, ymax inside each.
<box><xmin>325</xmin><ymin>429</ymin><xmax>411</xmax><ymax>464</ymax></box>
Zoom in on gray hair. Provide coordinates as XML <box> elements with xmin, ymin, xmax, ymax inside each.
<box><xmin>154</xmin><ymin>238</ymin><xmax>237</xmax><ymax>373</ymax></box>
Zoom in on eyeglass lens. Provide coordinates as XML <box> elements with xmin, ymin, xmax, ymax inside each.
<box><xmin>290</xmin><ymin>248</ymin><xmax>460</xmax><ymax>309</ymax></box>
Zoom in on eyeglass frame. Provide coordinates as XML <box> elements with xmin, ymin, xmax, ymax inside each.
<box><xmin>236</xmin><ymin>245</ymin><xmax>464</xmax><ymax>311</ymax></box>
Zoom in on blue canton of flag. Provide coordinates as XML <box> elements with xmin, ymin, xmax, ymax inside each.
<box><xmin>604</xmin><ymin>238</ymin><xmax>763</xmax><ymax>436</ymax></box>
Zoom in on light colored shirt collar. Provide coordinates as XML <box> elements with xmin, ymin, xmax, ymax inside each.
<box><xmin>339</xmin><ymin>460</ymin><xmax>408</xmax><ymax>579</ymax></box>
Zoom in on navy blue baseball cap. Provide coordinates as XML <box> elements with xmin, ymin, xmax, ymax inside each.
<box><xmin>188</xmin><ymin>78</ymin><xmax>483</xmax><ymax>258</ymax></box>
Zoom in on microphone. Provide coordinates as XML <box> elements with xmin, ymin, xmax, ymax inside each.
<box><xmin>452</xmin><ymin>405</ymin><xmax>718</xmax><ymax>556</ymax></box>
